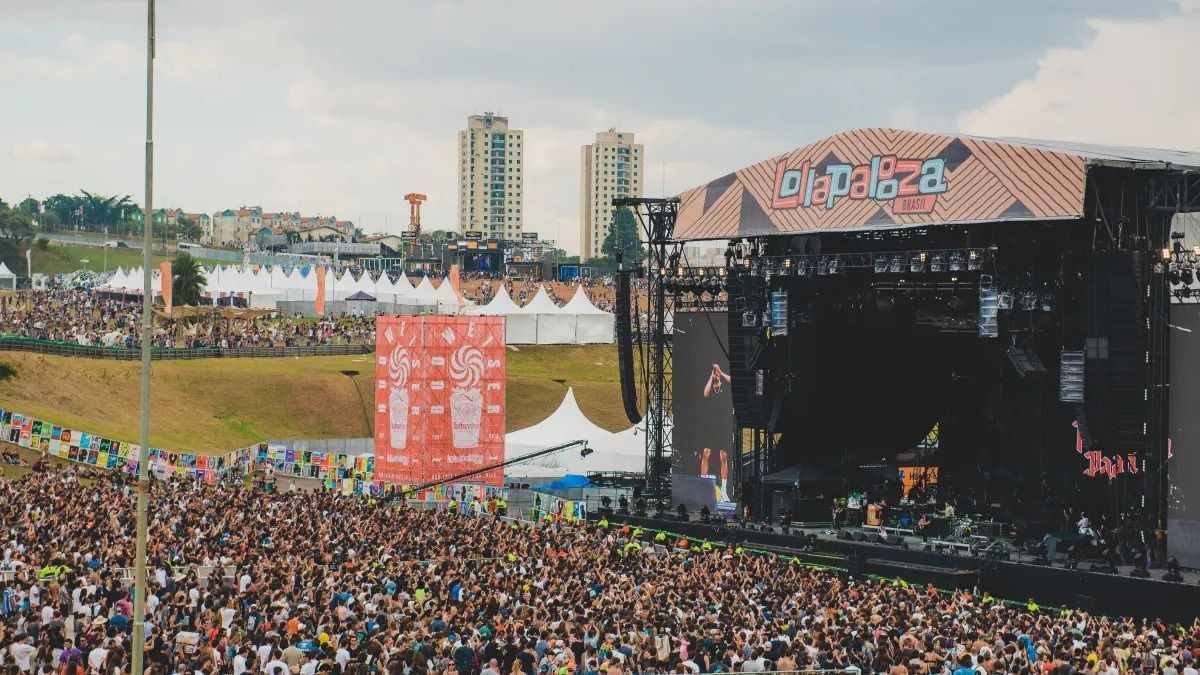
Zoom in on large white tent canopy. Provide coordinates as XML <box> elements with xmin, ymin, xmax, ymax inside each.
<box><xmin>504</xmin><ymin>388</ymin><xmax>643</xmax><ymax>477</ymax></box>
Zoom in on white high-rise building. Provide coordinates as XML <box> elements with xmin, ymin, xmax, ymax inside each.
<box><xmin>580</xmin><ymin>129</ymin><xmax>643</xmax><ymax>261</ymax></box>
<box><xmin>458</xmin><ymin>113</ymin><xmax>524</xmax><ymax>238</ymax></box>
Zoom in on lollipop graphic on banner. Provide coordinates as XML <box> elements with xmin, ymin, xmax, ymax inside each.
<box><xmin>449</xmin><ymin>344</ymin><xmax>486</xmax><ymax>449</ymax></box>
<box><xmin>388</xmin><ymin>343</ymin><xmax>412</xmax><ymax>453</ymax></box>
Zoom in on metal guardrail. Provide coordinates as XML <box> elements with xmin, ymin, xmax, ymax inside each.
<box><xmin>0</xmin><ymin>336</ymin><xmax>370</xmax><ymax>360</ymax></box>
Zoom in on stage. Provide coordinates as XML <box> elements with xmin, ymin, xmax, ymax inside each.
<box><xmin>602</xmin><ymin>512</ymin><xmax>1200</xmax><ymax>623</ymax></box>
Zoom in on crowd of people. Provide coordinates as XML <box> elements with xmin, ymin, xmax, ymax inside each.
<box><xmin>1</xmin><ymin>465</ymin><xmax>1198</xmax><ymax>675</ymax></box>
<box><xmin>0</xmin><ymin>290</ymin><xmax>376</xmax><ymax>350</ymax></box>
<box><xmin>0</xmin><ymin>276</ymin><xmax>624</xmax><ymax>351</ymax></box>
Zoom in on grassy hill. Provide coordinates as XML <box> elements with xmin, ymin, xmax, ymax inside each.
<box><xmin>29</xmin><ymin>242</ymin><xmax>225</xmax><ymax>276</ymax></box>
<box><xmin>0</xmin><ymin>345</ymin><xmax>626</xmax><ymax>453</ymax></box>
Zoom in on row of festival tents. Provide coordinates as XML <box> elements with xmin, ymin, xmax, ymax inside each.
<box><xmin>102</xmin><ymin>265</ymin><xmax>466</xmax><ymax>310</ymax></box>
<box><xmin>464</xmin><ymin>284</ymin><xmax>613</xmax><ymax>343</ymax></box>
<box><xmin>100</xmin><ymin>265</ymin><xmax>614</xmax><ymax>344</ymax></box>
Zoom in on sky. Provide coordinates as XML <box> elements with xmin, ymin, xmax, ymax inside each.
<box><xmin>2</xmin><ymin>0</ymin><xmax>1197</xmax><ymax>255</ymax></box>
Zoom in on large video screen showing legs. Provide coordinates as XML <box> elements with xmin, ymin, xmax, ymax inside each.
<box><xmin>672</xmin><ymin>310</ymin><xmax>736</xmax><ymax>512</ymax></box>
<box><xmin>1170</xmin><ymin>305</ymin><xmax>1200</xmax><ymax>567</ymax></box>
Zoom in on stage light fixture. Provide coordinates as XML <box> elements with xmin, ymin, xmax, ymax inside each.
<box><xmin>1019</xmin><ymin>292</ymin><xmax>1037</xmax><ymax>311</ymax></box>
<box><xmin>827</xmin><ymin>257</ymin><xmax>840</xmax><ymax>274</ymax></box>
<box><xmin>873</xmin><ymin>256</ymin><xmax>888</xmax><ymax>273</ymax></box>
<box><xmin>948</xmin><ymin>250</ymin><xmax>964</xmax><ymax>271</ymax></box>
<box><xmin>889</xmin><ymin>255</ymin><xmax>904</xmax><ymax>273</ymax></box>
<box><xmin>816</xmin><ymin>258</ymin><xmax>829</xmax><ymax>276</ymax></box>
<box><xmin>909</xmin><ymin>253</ymin><xmax>924</xmax><ymax>273</ymax></box>
<box><xmin>1184</xmin><ymin>268</ymin><xmax>1195</xmax><ymax>286</ymax></box>
<box><xmin>796</xmin><ymin>258</ymin><xmax>809</xmax><ymax>276</ymax></box>
<box><xmin>1169</xmin><ymin>270</ymin><xmax>1182</xmax><ymax>285</ymax></box>
<box><xmin>929</xmin><ymin>252</ymin><xmax>945</xmax><ymax>272</ymax></box>
<box><xmin>967</xmin><ymin>249</ymin><xmax>981</xmax><ymax>271</ymax></box>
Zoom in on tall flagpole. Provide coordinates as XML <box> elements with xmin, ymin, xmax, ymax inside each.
<box><xmin>132</xmin><ymin>0</ymin><xmax>155</xmax><ymax>673</ymax></box>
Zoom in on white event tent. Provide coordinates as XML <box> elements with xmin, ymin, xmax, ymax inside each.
<box><xmin>563</xmin><ymin>285</ymin><xmax>614</xmax><ymax>344</ymax></box>
<box><xmin>521</xmin><ymin>286</ymin><xmax>574</xmax><ymax>345</ymax></box>
<box><xmin>504</xmin><ymin>388</ymin><xmax>644</xmax><ymax>477</ymax></box>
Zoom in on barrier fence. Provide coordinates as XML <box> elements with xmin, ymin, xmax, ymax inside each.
<box><xmin>0</xmin><ymin>336</ymin><xmax>370</xmax><ymax>360</ymax></box>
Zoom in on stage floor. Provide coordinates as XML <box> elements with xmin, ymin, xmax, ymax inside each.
<box><xmin>604</xmin><ymin>513</ymin><xmax>1200</xmax><ymax>621</ymax></box>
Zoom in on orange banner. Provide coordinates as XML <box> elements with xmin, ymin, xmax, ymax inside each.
<box><xmin>449</xmin><ymin>264</ymin><xmax>462</xmax><ymax>303</ymax></box>
<box><xmin>159</xmin><ymin>261</ymin><xmax>172</xmax><ymax>315</ymax></box>
<box><xmin>374</xmin><ymin>315</ymin><xmax>505</xmax><ymax>486</ymax></box>
<box><xmin>314</xmin><ymin>266</ymin><xmax>326</xmax><ymax>316</ymax></box>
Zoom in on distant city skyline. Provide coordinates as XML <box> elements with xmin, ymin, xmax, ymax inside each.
<box><xmin>2</xmin><ymin>1</ymin><xmax>1196</xmax><ymax>256</ymax></box>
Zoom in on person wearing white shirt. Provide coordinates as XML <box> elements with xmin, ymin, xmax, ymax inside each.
<box><xmin>256</xmin><ymin>643</ymin><xmax>272</xmax><ymax>669</ymax></box>
<box><xmin>239</xmin><ymin>573</ymin><xmax>252</xmax><ymax>592</ymax></box>
<box><xmin>335</xmin><ymin>646</ymin><xmax>350</xmax><ymax>671</ymax></box>
<box><xmin>87</xmin><ymin>644</ymin><xmax>109</xmax><ymax>672</ymax></box>
<box><xmin>232</xmin><ymin>647</ymin><xmax>250</xmax><ymax>675</ymax></box>
<box><xmin>8</xmin><ymin>635</ymin><xmax>36</xmax><ymax>673</ymax></box>
<box><xmin>263</xmin><ymin>658</ymin><xmax>288</xmax><ymax>675</ymax></box>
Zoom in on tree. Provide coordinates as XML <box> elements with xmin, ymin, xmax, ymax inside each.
<box><xmin>37</xmin><ymin>210</ymin><xmax>61</xmax><ymax>232</ymax></box>
<box><xmin>179</xmin><ymin>216</ymin><xmax>203</xmax><ymax>242</ymax></box>
<box><xmin>601</xmin><ymin>207</ymin><xmax>645</xmax><ymax>266</ymax></box>
<box><xmin>0</xmin><ymin>206</ymin><xmax>34</xmax><ymax>275</ymax></box>
<box><xmin>171</xmin><ymin>252</ymin><xmax>206</xmax><ymax>306</ymax></box>
<box><xmin>43</xmin><ymin>194</ymin><xmax>84</xmax><ymax>229</ymax></box>
<box><xmin>79</xmin><ymin>190</ymin><xmax>135</xmax><ymax>232</ymax></box>
<box><xmin>17</xmin><ymin>197</ymin><xmax>38</xmax><ymax>216</ymax></box>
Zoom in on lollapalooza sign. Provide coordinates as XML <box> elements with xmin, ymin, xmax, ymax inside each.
<box><xmin>772</xmin><ymin>154</ymin><xmax>948</xmax><ymax>215</ymax></box>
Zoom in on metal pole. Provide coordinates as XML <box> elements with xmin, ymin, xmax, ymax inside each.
<box><xmin>131</xmin><ymin>1</ymin><xmax>154</xmax><ymax>673</ymax></box>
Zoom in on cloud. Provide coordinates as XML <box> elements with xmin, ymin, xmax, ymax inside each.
<box><xmin>960</xmin><ymin>1</ymin><xmax>1200</xmax><ymax>150</ymax></box>
<box><xmin>0</xmin><ymin>35</ymin><xmax>135</xmax><ymax>82</ymax></box>
<box><xmin>11</xmin><ymin>141</ymin><xmax>80</xmax><ymax>163</ymax></box>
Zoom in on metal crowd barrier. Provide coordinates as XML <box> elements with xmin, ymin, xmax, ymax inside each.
<box><xmin>0</xmin><ymin>337</ymin><xmax>370</xmax><ymax>360</ymax></box>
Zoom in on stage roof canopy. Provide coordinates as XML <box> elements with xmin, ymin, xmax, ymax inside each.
<box><xmin>673</xmin><ymin>128</ymin><xmax>1200</xmax><ymax>241</ymax></box>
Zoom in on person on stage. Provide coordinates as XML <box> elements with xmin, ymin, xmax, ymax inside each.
<box><xmin>697</xmin><ymin>362</ymin><xmax>732</xmax><ymax>502</ymax></box>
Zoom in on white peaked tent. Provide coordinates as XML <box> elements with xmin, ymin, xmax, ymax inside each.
<box><xmin>0</xmin><ymin>262</ymin><xmax>16</xmax><ymax>289</ymax></box>
<box><xmin>413</xmin><ymin>276</ymin><xmax>438</xmax><ymax>305</ymax></box>
<box><xmin>564</xmin><ymin>285</ymin><xmax>614</xmax><ymax>344</ymax></box>
<box><xmin>434</xmin><ymin>276</ymin><xmax>463</xmax><ymax>313</ymax></box>
<box><xmin>468</xmin><ymin>284</ymin><xmax>536</xmax><ymax>343</ymax></box>
<box><xmin>522</xmin><ymin>286</ymin><xmax>575</xmax><ymax>345</ymax></box>
<box><xmin>104</xmin><ymin>267</ymin><xmax>129</xmax><ymax>291</ymax></box>
<box><xmin>505</xmin><ymin>388</ymin><xmax>645</xmax><ymax>477</ymax></box>
<box><xmin>468</xmin><ymin>283</ymin><xmax>521</xmax><ymax>316</ymax></box>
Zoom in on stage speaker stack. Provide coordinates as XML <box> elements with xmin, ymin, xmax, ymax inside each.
<box><xmin>615</xmin><ymin>271</ymin><xmax>642</xmax><ymax>425</ymax></box>
<box><xmin>1084</xmin><ymin>252</ymin><xmax>1147</xmax><ymax>449</ymax></box>
<box><xmin>728</xmin><ymin>271</ymin><xmax>769</xmax><ymax>427</ymax></box>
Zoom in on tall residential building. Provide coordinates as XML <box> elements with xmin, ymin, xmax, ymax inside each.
<box><xmin>458</xmin><ymin>113</ymin><xmax>524</xmax><ymax>238</ymax></box>
<box><xmin>579</xmin><ymin>129</ymin><xmax>643</xmax><ymax>261</ymax></box>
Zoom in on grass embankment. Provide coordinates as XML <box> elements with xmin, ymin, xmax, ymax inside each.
<box><xmin>30</xmin><ymin>243</ymin><xmax>224</xmax><ymax>276</ymax></box>
<box><xmin>0</xmin><ymin>345</ymin><xmax>624</xmax><ymax>453</ymax></box>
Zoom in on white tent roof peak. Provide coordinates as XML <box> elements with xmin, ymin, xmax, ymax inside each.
<box><xmin>0</xmin><ymin>262</ymin><xmax>15</xmax><ymax>277</ymax></box>
<box><xmin>520</xmin><ymin>286</ymin><xmax>563</xmax><ymax>314</ymax></box>
<box><xmin>473</xmin><ymin>283</ymin><xmax>521</xmax><ymax>315</ymax></box>
<box><xmin>507</xmin><ymin>387</ymin><xmax>611</xmax><ymax>443</ymax></box>
<box><xmin>564</xmin><ymin>285</ymin><xmax>609</xmax><ymax>315</ymax></box>
<box><xmin>435</xmin><ymin>276</ymin><xmax>462</xmax><ymax>305</ymax></box>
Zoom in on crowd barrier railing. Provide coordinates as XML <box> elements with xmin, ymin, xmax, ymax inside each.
<box><xmin>0</xmin><ymin>336</ymin><xmax>370</xmax><ymax>360</ymax></box>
